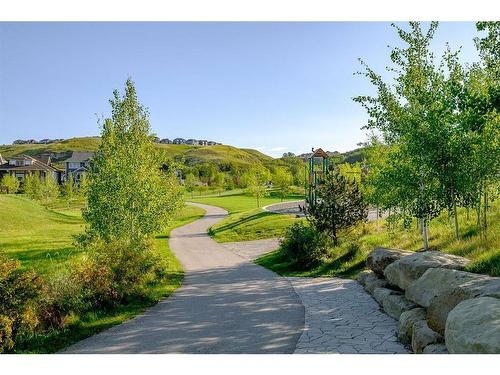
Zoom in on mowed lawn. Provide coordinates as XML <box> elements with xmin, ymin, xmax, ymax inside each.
<box><xmin>188</xmin><ymin>190</ymin><xmax>304</xmax><ymax>242</ymax></box>
<box><xmin>0</xmin><ymin>194</ymin><xmax>205</xmax><ymax>353</ymax></box>
<box><xmin>0</xmin><ymin>195</ymin><xmax>85</xmax><ymax>275</ymax></box>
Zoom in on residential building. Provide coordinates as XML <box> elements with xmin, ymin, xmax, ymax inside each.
<box><xmin>0</xmin><ymin>154</ymin><xmax>61</xmax><ymax>182</ymax></box>
<box><xmin>198</xmin><ymin>139</ymin><xmax>208</xmax><ymax>146</ymax></box>
<box><xmin>186</xmin><ymin>139</ymin><xmax>198</xmax><ymax>145</ymax></box>
<box><xmin>207</xmin><ymin>141</ymin><xmax>217</xmax><ymax>146</ymax></box>
<box><xmin>173</xmin><ymin>138</ymin><xmax>186</xmax><ymax>145</ymax></box>
<box><xmin>160</xmin><ymin>138</ymin><xmax>172</xmax><ymax>144</ymax></box>
<box><xmin>64</xmin><ymin>151</ymin><xmax>94</xmax><ymax>181</ymax></box>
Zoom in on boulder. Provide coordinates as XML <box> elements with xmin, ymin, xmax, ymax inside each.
<box><xmin>356</xmin><ymin>270</ymin><xmax>372</xmax><ymax>287</ymax></box>
<box><xmin>406</xmin><ymin>268</ymin><xmax>499</xmax><ymax>307</ymax></box>
<box><xmin>384</xmin><ymin>251</ymin><xmax>470</xmax><ymax>291</ymax></box>
<box><xmin>398</xmin><ymin>307</ymin><xmax>427</xmax><ymax>345</ymax></box>
<box><xmin>422</xmin><ymin>343</ymin><xmax>448</xmax><ymax>354</ymax></box>
<box><xmin>445</xmin><ymin>297</ymin><xmax>500</xmax><ymax>354</ymax></box>
<box><xmin>363</xmin><ymin>271</ymin><xmax>389</xmax><ymax>294</ymax></box>
<box><xmin>404</xmin><ymin>268</ymin><xmax>500</xmax><ymax>334</ymax></box>
<box><xmin>411</xmin><ymin>320</ymin><xmax>443</xmax><ymax>354</ymax></box>
<box><xmin>382</xmin><ymin>294</ymin><xmax>417</xmax><ymax>320</ymax></box>
<box><xmin>373</xmin><ymin>287</ymin><xmax>400</xmax><ymax>305</ymax></box>
<box><xmin>366</xmin><ymin>247</ymin><xmax>413</xmax><ymax>275</ymax></box>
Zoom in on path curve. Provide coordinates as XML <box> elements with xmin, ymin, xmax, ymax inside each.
<box><xmin>63</xmin><ymin>203</ymin><xmax>304</xmax><ymax>353</ymax></box>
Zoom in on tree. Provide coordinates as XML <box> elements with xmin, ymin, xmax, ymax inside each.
<box><xmin>184</xmin><ymin>173</ymin><xmax>197</xmax><ymax>198</ymax></box>
<box><xmin>40</xmin><ymin>175</ymin><xmax>59</xmax><ymax>202</ymax></box>
<box><xmin>307</xmin><ymin>171</ymin><xmax>368</xmax><ymax>246</ymax></box>
<box><xmin>77</xmin><ymin>173</ymin><xmax>89</xmax><ymax>198</ymax></box>
<box><xmin>353</xmin><ymin>22</ymin><xmax>470</xmax><ymax>249</ymax></box>
<box><xmin>213</xmin><ymin>172</ymin><xmax>225</xmax><ymax>195</ymax></box>
<box><xmin>82</xmin><ymin>79</ymin><xmax>183</xmax><ymax>243</ymax></box>
<box><xmin>273</xmin><ymin>167</ymin><xmax>292</xmax><ymax>201</ymax></box>
<box><xmin>23</xmin><ymin>173</ymin><xmax>41</xmax><ymax>200</ymax></box>
<box><xmin>62</xmin><ymin>175</ymin><xmax>75</xmax><ymax>207</ymax></box>
<box><xmin>0</xmin><ymin>175</ymin><xmax>20</xmax><ymax>194</ymax></box>
<box><xmin>241</xmin><ymin>165</ymin><xmax>270</xmax><ymax>207</ymax></box>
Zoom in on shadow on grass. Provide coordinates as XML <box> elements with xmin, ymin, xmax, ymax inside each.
<box><xmin>209</xmin><ymin>211</ymin><xmax>275</xmax><ymax>235</ymax></box>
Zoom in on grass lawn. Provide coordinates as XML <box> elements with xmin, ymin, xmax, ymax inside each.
<box><xmin>0</xmin><ymin>195</ymin><xmax>205</xmax><ymax>353</ymax></box>
<box><xmin>209</xmin><ymin>208</ymin><xmax>301</xmax><ymax>242</ymax></box>
<box><xmin>256</xmin><ymin>201</ymin><xmax>500</xmax><ymax>279</ymax></box>
<box><xmin>188</xmin><ymin>190</ymin><xmax>304</xmax><ymax>242</ymax></box>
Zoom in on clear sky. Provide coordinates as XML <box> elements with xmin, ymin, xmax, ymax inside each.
<box><xmin>0</xmin><ymin>22</ymin><xmax>480</xmax><ymax>157</ymax></box>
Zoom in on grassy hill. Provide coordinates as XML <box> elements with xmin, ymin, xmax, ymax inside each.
<box><xmin>0</xmin><ymin>137</ymin><xmax>274</xmax><ymax>168</ymax></box>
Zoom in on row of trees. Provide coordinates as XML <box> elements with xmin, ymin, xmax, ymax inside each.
<box><xmin>0</xmin><ymin>172</ymin><xmax>88</xmax><ymax>204</ymax></box>
<box><xmin>355</xmin><ymin>22</ymin><xmax>499</xmax><ymax>249</ymax></box>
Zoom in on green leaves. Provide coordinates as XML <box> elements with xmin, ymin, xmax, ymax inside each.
<box><xmin>82</xmin><ymin>79</ymin><xmax>183</xmax><ymax>243</ymax></box>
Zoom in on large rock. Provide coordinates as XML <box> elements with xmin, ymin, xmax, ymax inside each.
<box><xmin>406</xmin><ymin>268</ymin><xmax>499</xmax><ymax>307</ymax></box>
<box><xmin>382</xmin><ymin>294</ymin><xmax>417</xmax><ymax>320</ymax></box>
<box><xmin>398</xmin><ymin>307</ymin><xmax>427</xmax><ymax>345</ymax></box>
<box><xmin>411</xmin><ymin>320</ymin><xmax>443</xmax><ymax>354</ymax></box>
<box><xmin>362</xmin><ymin>271</ymin><xmax>389</xmax><ymax>294</ymax></box>
<box><xmin>422</xmin><ymin>343</ymin><xmax>448</xmax><ymax>354</ymax></box>
<box><xmin>405</xmin><ymin>268</ymin><xmax>500</xmax><ymax>334</ymax></box>
<box><xmin>373</xmin><ymin>287</ymin><xmax>400</xmax><ymax>305</ymax></box>
<box><xmin>356</xmin><ymin>270</ymin><xmax>372</xmax><ymax>287</ymax></box>
<box><xmin>445</xmin><ymin>297</ymin><xmax>500</xmax><ymax>354</ymax></box>
<box><xmin>384</xmin><ymin>251</ymin><xmax>470</xmax><ymax>291</ymax></box>
<box><xmin>366</xmin><ymin>247</ymin><xmax>413</xmax><ymax>275</ymax></box>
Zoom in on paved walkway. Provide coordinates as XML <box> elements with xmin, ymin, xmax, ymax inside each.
<box><xmin>290</xmin><ymin>278</ymin><xmax>408</xmax><ymax>353</ymax></box>
<box><xmin>223</xmin><ymin>240</ymin><xmax>409</xmax><ymax>354</ymax></box>
<box><xmin>64</xmin><ymin>203</ymin><xmax>407</xmax><ymax>354</ymax></box>
<box><xmin>63</xmin><ymin>203</ymin><xmax>304</xmax><ymax>354</ymax></box>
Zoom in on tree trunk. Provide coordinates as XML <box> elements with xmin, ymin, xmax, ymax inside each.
<box><xmin>483</xmin><ymin>183</ymin><xmax>488</xmax><ymax>234</ymax></box>
<box><xmin>452</xmin><ymin>193</ymin><xmax>459</xmax><ymax>240</ymax></box>
<box><xmin>422</xmin><ymin>218</ymin><xmax>429</xmax><ymax>251</ymax></box>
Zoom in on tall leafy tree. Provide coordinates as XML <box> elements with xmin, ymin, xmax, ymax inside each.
<box><xmin>354</xmin><ymin>22</ymin><xmax>470</xmax><ymax>248</ymax></box>
<box><xmin>82</xmin><ymin>79</ymin><xmax>183</xmax><ymax>243</ymax></box>
<box><xmin>241</xmin><ymin>165</ymin><xmax>270</xmax><ymax>207</ymax></box>
<box><xmin>273</xmin><ymin>167</ymin><xmax>293</xmax><ymax>201</ymax></box>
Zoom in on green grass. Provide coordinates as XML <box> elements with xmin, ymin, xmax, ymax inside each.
<box><xmin>256</xmin><ymin>201</ymin><xmax>500</xmax><ymax>279</ymax></box>
<box><xmin>209</xmin><ymin>208</ymin><xmax>301</xmax><ymax>242</ymax></box>
<box><xmin>0</xmin><ymin>194</ymin><xmax>205</xmax><ymax>353</ymax></box>
<box><xmin>188</xmin><ymin>190</ymin><xmax>304</xmax><ymax>242</ymax></box>
<box><xmin>0</xmin><ymin>195</ymin><xmax>85</xmax><ymax>275</ymax></box>
<box><xmin>188</xmin><ymin>190</ymin><xmax>303</xmax><ymax>214</ymax></box>
<box><xmin>0</xmin><ymin>137</ymin><xmax>274</xmax><ymax>169</ymax></box>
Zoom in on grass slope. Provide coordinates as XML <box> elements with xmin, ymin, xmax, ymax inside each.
<box><xmin>0</xmin><ymin>137</ymin><xmax>273</xmax><ymax>168</ymax></box>
<box><xmin>256</xmin><ymin>201</ymin><xmax>500</xmax><ymax>279</ymax></box>
<box><xmin>188</xmin><ymin>190</ymin><xmax>303</xmax><ymax>242</ymax></box>
<box><xmin>0</xmin><ymin>195</ymin><xmax>205</xmax><ymax>353</ymax></box>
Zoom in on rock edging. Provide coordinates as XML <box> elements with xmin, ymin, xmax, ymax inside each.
<box><xmin>358</xmin><ymin>248</ymin><xmax>500</xmax><ymax>354</ymax></box>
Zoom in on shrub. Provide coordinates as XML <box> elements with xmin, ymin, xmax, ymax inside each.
<box><xmin>0</xmin><ymin>174</ymin><xmax>20</xmax><ymax>194</ymax></box>
<box><xmin>279</xmin><ymin>222</ymin><xmax>328</xmax><ymax>269</ymax></box>
<box><xmin>0</xmin><ymin>256</ymin><xmax>43</xmax><ymax>353</ymax></box>
<box><xmin>70</xmin><ymin>238</ymin><xmax>168</xmax><ymax>310</ymax></box>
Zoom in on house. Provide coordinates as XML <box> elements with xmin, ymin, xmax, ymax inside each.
<box><xmin>64</xmin><ymin>151</ymin><xmax>94</xmax><ymax>182</ymax></box>
<box><xmin>160</xmin><ymin>138</ymin><xmax>172</xmax><ymax>144</ymax></box>
<box><xmin>152</xmin><ymin>136</ymin><xmax>160</xmax><ymax>143</ymax></box>
<box><xmin>173</xmin><ymin>138</ymin><xmax>186</xmax><ymax>145</ymax></box>
<box><xmin>198</xmin><ymin>139</ymin><xmax>208</xmax><ymax>146</ymax></box>
<box><xmin>207</xmin><ymin>141</ymin><xmax>217</xmax><ymax>146</ymax></box>
<box><xmin>0</xmin><ymin>154</ymin><xmax>61</xmax><ymax>183</ymax></box>
<box><xmin>186</xmin><ymin>139</ymin><xmax>198</xmax><ymax>145</ymax></box>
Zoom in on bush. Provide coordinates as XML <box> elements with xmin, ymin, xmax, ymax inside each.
<box><xmin>279</xmin><ymin>222</ymin><xmax>328</xmax><ymax>269</ymax></box>
<box><xmin>0</xmin><ymin>174</ymin><xmax>20</xmax><ymax>194</ymax></box>
<box><xmin>70</xmin><ymin>238</ymin><xmax>168</xmax><ymax>310</ymax></box>
<box><xmin>0</xmin><ymin>256</ymin><xmax>43</xmax><ymax>353</ymax></box>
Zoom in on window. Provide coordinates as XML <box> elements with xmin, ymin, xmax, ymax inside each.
<box><xmin>68</xmin><ymin>162</ymin><xmax>80</xmax><ymax>169</ymax></box>
<box><xmin>15</xmin><ymin>173</ymin><xmax>24</xmax><ymax>180</ymax></box>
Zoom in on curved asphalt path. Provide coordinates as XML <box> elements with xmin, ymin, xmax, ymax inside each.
<box><xmin>63</xmin><ymin>203</ymin><xmax>304</xmax><ymax>353</ymax></box>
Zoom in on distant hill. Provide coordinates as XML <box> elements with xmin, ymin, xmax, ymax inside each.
<box><xmin>0</xmin><ymin>137</ymin><xmax>274</xmax><ymax>169</ymax></box>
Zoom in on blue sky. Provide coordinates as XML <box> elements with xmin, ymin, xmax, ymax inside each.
<box><xmin>0</xmin><ymin>22</ymin><xmax>480</xmax><ymax>157</ymax></box>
